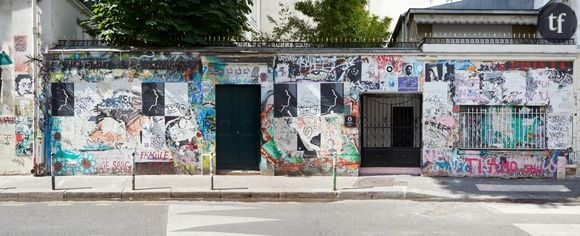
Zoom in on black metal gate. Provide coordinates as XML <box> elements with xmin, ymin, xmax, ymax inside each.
<box><xmin>361</xmin><ymin>93</ymin><xmax>422</xmax><ymax>167</ymax></box>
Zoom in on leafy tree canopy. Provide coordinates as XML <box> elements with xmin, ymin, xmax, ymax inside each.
<box><xmin>263</xmin><ymin>0</ymin><xmax>391</xmax><ymax>41</ymax></box>
<box><xmin>82</xmin><ymin>0</ymin><xmax>253</xmax><ymax>46</ymax></box>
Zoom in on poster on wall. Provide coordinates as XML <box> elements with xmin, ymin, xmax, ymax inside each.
<box><xmin>15</xmin><ymin>116</ymin><xmax>32</xmax><ymax>156</ymax></box>
<box><xmin>0</xmin><ymin>117</ymin><xmax>16</xmax><ymax>158</ymax></box>
<box><xmin>398</xmin><ymin>77</ymin><xmax>418</xmax><ymax>91</ymax></box>
<box><xmin>74</xmin><ymin>83</ymin><xmax>99</xmax><ymax>118</ymax></box>
<box><xmin>142</xmin><ymin>83</ymin><xmax>165</xmax><ymax>116</ymax></box>
<box><xmin>296</xmin><ymin>116</ymin><xmax>321</xmax><ymax>157</ymax></box>
<box><xmin>14</xmin><ymin>74</ymin><xmax>33</xmax><ymax>97</ymax></box>
<box><xmin>141</xmin><ymin>116</ymin><xmax>166</xmax><ymax>150</ymax></box>
<box><xmin>297</xmin><ymin>83</ymin><xmax>320</xmax><ymax>116</ymax></box>
<box><xmin>273</xmin><ymin>117</ymin><xmax>297</xmax><ymax>151</ymax></box>
<box><xmin>274</xmin><ymin>84</ymin><xmax>297</xmax><ymax>117</ymax></box>
<box><xmin>320</xmin><ymin>83</ymin><xmax>344</xmax><ymax>115</ymax></box>
<box><xmin>14</xmin><ymin>36</ymin><xmax>27</xmax><ymax>72</ymax></box>
<box><xmin>547</xmin><ymin>115</ymin><xmax>573</xmax><ymax>149</ymax></box>
<box><xmin>164</xmin><ymin>82</ymin><xmax>189</xmax><ymax>116</ymax></box>
<box><xmin>425</xmin><ymin>63</ymin><xmax>443</xmax><ymax>82</ymax></box>
<box><xmin>51</xmin><ymin>83</ymin><xmax>75</xmax><ymax>116</ymax></box>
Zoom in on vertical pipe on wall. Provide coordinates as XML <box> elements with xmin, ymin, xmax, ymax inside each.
<box><xmin>31</xmin><ymin>0</ymin><xmax>38</xmax><ymax>173</ymax></box>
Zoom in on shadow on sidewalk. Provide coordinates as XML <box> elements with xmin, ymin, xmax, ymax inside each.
<box><xmin>430</xmin><ymin>177</ymin><xmax>580</xmax><ymax>202</ymax></box>
<box><xmin>213</xmin><ymin>187</ymin><xmax>249</xmax><ymax>190</ymax></box>
<box><xmin>54</xmin><ymin>187</ymin><xmax>92</xmax><ymax>191</ymax></box>
<box><xmin>132</xmin><ymin>187</ymin><xmax>171</xmax><ymax>191</ymax></box>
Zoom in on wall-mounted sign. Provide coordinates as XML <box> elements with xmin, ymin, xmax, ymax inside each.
<box><xmin>538</xmin><ymin>3</ymin><xmax>577</xmax><ymax>41</ymax></box>
<box><xmin>345</xmin><ymin>115</ymin><xmax>357</xmax><ymax>127</ymax></box>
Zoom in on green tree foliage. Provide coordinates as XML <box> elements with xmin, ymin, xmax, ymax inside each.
<box><xmin>82</xmin><ymin>0</ymin><xmax>253</xmax><ymax>46</ymax></box>
<box><xmin>263</xmin><ymin>0</ymin><xmax>391</xmax><ymax>41</ymax></box>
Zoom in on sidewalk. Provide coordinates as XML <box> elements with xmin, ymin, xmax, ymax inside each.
<box><xmin>0</xmin><ymin>175</ymin><xmax>579</xmax><ymax>202</ymax></box>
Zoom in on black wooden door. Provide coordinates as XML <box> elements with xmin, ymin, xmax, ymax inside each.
<box><xmin>216</xmin><ymin>85</ymin><xmax>261</xmax><ymax>170</ymax></box>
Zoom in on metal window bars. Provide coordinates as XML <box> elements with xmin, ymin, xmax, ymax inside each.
<box><xmin>459</xmin><ymin>106</ymin><xmax>546</xmax><ymax>150</ymax></box>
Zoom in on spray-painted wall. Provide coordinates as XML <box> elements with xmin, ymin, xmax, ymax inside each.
<box><xmin>46</xmin><ymin>52</ymin><xmax>423</xmax><ymax>176</ymax></box>
<box><xmin>43</xmin><ymin>51</ymin><xmax>574</xmax><ymax>178</ymax></box>
<box><xmin>0</xmin><ymin>36</ymin><xmax>35</xmax><ymax>175</ymax></box>
<box><xmin>422</xmin><ymin>60</ymin><xmax>573</xmax><ymax>177</ymax></box>
<box><xmin>269</xmin><ymin>55</ymin><xmax>422</xmax><ymax>175</ymax></box>
<box><xmin>48</xmin><ymin>51</ymin><xmax>207</xmax><ymax>175</ymax></box>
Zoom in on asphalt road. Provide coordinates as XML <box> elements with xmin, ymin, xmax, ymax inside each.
<box><xmin>0</xmin><ymin>200</ymin><xmax>579</xmax><ymax>236</ymax></box>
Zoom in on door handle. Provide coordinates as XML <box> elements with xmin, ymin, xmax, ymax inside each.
<box><xmin>236</xmin><ymin>130</ymin><xmax>240</xmax><ymax>135</ymax></box>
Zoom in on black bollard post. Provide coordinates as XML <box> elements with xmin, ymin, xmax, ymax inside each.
<box><xmin>132</xmin><ymin>152</ymin><xmax>136</xmax><ymax>190</ymax></box>
<box><xmin>51</xmin><ymin>154</ymin><xmax>55</xmax><ymax>190</ymax></box>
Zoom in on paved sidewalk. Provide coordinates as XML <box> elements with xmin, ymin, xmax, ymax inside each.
<box><xmin>0</xmin><ymin>175</ymin><xmax>578</xmax><ymax>202</ymax></box>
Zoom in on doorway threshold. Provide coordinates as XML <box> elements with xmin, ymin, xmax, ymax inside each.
<box><xmin>360</xmin><ymin>167</ymin><xmax>421</xmax><ymax>176</ymax></box>
<box><xmin>217</xmin><ymin>170</ymin><xmax>261</xmax><ymax>175</ymax></box>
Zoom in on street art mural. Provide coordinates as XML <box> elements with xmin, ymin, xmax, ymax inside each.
<box><xmin>49</xmin><ymin>51</ymin><xmax>202</xmax><ymax>175</ymax></box>
<box><xmin>270</xmin><ymin>55</ymin><xmax>420</xmax><ymax>175</ymax></box>
<box><xmin>44</xmin><ymin>51</ymin><xmax>574</xmax><ymax>178</ymax></box>
<box><xmin>421</xmin><ymin>60</ymin><xmax>573</xmax><ymax>177</ymax></box>
<box><xmin>421</xmin><ymin>149</ymin><xmax>560</xmax><ymax>177</ymax></box>
<box><xmin>0</xmin><ymin>114</ymin><xmax>34</xmax><ymax>174</ymax></box>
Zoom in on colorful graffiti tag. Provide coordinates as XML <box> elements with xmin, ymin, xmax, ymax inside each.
<box><xmin>422</xmin><ymin>60</ymin><xmax>573</xmax><ymax>177</ymax></box>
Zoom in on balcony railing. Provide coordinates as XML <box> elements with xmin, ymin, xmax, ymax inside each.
<box><xmin>54</xmin><ymin>36</ymin><xmax>575</xmax><ymax>50</ymax></box>
<box><xmin>422</xmin><ymin>37</ymin><xmax>575</xmax><ymax>45</ymax></box>
<box><xmin>55</xmin><ymin>39</ymin><xmax>392</xmax><ymax>49</ymax></box>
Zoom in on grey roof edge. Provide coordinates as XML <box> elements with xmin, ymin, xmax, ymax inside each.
<box><xmin>406</xmin><ymin>8</ymin><xmax>539</xmax><ymax>15</ymax></box>
<box><xmin>389</xmin><ymin>8</ymin><xmax>540</xmax><ymax>44</ymax></box>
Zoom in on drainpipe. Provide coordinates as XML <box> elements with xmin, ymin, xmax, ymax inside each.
<box><xmin>31</xmin><ymin>0</ymin><xmax>41</xmax><ymax>175</ymax></box>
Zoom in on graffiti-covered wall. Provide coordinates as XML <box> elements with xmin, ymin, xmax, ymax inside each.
<box><xmin>48</xmin><ymin>51</ymin><xmax>203</xmax><ymax>175</ymax></box>
<box><xmin>0</xmin><ymin>35</ymin><xmax>35</xmax><ymax>174</ymax></box>
<box><xmin>268</xmin><ymin>55</ymin><xmax>423</xmax><ymax>175</ymax></box>
<box><xmin>46</xmin><ymin>52</ymin><xmax>423</xmax><ymax>176</ymax></box>
<box><xmin>422</xmin><ymin>61</ymin><xmax>573</xmax><ymax>177</ymax></box>
<box><xmin>43</xmin><ymin>50</ymin><xmax>575</xmax><ymax>178</ymax></box>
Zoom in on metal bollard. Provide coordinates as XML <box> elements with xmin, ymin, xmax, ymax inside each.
<box><xmin>200</xmin><ymin>153</ymin><xmax>204</xmax><ymax>176</ymax></box>
<box><xmin>332</xmin><ymin>154</ymin><xmax>337</xmax><ymax>191</ymax></box>
<box><xmin>210</xmin><ymin>153</ymin><xmax>214</xmax><ymax>190</ymax></box>
<box><xmin>131</xmin><ymin>152</ymin><xmax>136</xmax><ymax>190</ymax></box>
<box><xmin>51</xmin><ymin>154</ymin><xmax>55</xmax><ymax>190</ymax></box>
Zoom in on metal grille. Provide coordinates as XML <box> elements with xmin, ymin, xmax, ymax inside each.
<box><xmin>423</xmin><ymin>37</ymin><xmax>575</xmax><ymax>45</ymax></box>
<box><xmin>362</xmin><ymin>94</ymin><xmax>422</xmax><ymax>148</ymax></box>
<box><xmin>459</xmin><ymin>106</ymin><xmax>546</xmax><ymax>150</ymax></box>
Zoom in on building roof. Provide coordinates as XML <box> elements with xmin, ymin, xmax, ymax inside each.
<box><xmin>429</xmin><ymin>0</ymin><xmax>535</xmax><ymax>10</ymax></box>
<box><xmin>389</xmin><ymin>0</ymin><xmax>546</xmax><ymax>43</ymax></box>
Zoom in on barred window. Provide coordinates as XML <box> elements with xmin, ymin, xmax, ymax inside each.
<box><xmin>459</xmin><ymin>106</ymin><xmax>546</xmax><ymax>150</ymax></box>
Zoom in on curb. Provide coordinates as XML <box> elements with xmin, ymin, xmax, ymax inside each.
<box><xmin>0</xmin><ymin>189</ymin><xmax>578</xmax><ymax>203</ymax></box>
<box><xmin>64</xmin><ymin>191</ymin><xmax>121</xmax><ymax>200</ymax></box>
<box><xmin>0</xmin><ymin>191</ymin><xmax>64</xmax><ymax>201</ymax></box>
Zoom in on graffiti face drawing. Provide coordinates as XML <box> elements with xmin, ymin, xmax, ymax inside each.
<box><xmin>15</xmin><ymin>74</ymin><xmax>33</xmax><ymax>96</ymax></box>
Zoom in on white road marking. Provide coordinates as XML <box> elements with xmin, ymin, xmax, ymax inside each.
<box><xmin>514</xmin><ymin>224</ymin><xmax>580</xmax><ymax>236</ymax></box>
<box><xmin>476</xmin><ymin>184</ymin><xmax>570</xmax><ymax>192</ymax></box>
<box><xmin>487</xmin><ymin>203</ymin><xmax>580</xmax><ymax>215</ymax></box>
<box><xmin>95</xmin><ymin>203</ymin><xmax>111</xmax><ymax>206</ymax></box>
<box><xmin>169</xmin><ymin>232</ymin><xmax>270</xmax><ymax>236</ymax></box>
<box><xmin>0</xmin><ymin>203</ymin><xmax>25</xmax><ymax>206</ymax></box>
<box><xmin>142</xmin><ymin>202</ymin><xmax>166</xmax><ymax>206</ymax></box>
<box><xmin>46</xmin><ymin>203</ymin><xmax>72</xmax><ymax>206</ymax></box>
<box><xmin>166</xmin><ymin>204</ymin><xmax>279</xmax><ymax>236</ymax></box>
